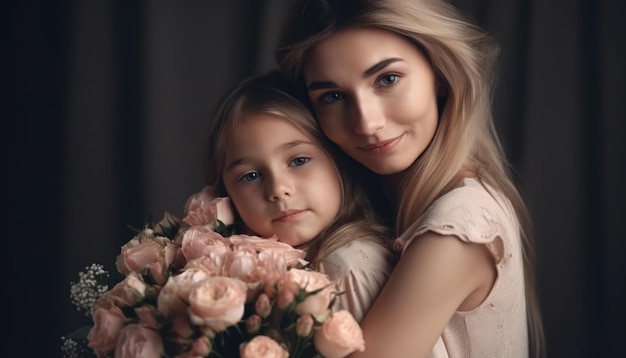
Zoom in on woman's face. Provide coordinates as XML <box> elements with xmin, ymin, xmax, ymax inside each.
<box><xmin>222</xmin><ymin>112</ymin><xmax>342</xmax><ymax>247</ymax></box>
<box><xmin>303</xmin><ymin>27</ymin><xmax>439</xmax><ymax>175</ymax></box>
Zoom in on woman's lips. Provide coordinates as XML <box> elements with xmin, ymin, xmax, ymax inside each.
<box><xmin>358</xmin><ymin>133</ymin><xmax>404</xmax><ymax>154</ymax></box>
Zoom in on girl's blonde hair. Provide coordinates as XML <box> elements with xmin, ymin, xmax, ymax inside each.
<box><xmin>276</xmin><ymin>0</ymin><xmax>544</xmax><ymax>355</ymax></box>
<box><xmin>204</xmin><ymin>71</ymin><xmax>390</xmax><ymax>265</ymax></box>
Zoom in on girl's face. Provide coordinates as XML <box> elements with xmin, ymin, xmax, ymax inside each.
<box><xmin>222</xmin><ymin>112</ymin><xmax>342</xmax><ymax>247</ymax></box>
<box><xmin>303</xmin><ymin>27</ymin><xmax>439</xmax><ymax>175</ymax></box>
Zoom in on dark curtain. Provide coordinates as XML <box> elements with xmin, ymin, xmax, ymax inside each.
<box><xmin>7</xmin><ymin>0</ymin><xmax>624</xmax><ymax>356</ymax></box>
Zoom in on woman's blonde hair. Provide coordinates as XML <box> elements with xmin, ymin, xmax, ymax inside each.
<box><xmin>204</xmin><ymin>70</ymin><xmax>390</xmax><ymax>265</ymax></box>
<box><xmin>276</xmin><ymin>0</ymin><xmax>544</xmax><ymax>355</ymax></box>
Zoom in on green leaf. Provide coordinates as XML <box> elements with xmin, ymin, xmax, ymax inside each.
<box><xmin>213</xmin><ymin>220</ymin><xmax>234</xmax><ymax>237</ymax></box>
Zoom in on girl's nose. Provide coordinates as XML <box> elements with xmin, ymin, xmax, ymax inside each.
<box><xmin>266</xmin><ymin>173</ymin><xmax>293</xmax><ymax>201</ymax></box>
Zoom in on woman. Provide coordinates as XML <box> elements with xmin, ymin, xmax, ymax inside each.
<box><xmin>275</xmin><ymin>0</ymin><xmax>545</xmax><ymax>357</ymax></box>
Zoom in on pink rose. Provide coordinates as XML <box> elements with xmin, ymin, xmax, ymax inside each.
<box><xmin>255</xmin><ymin>251</ymin><xmax>290</xmax><ymax>297</ymax></box>
<box><xmin>114</xmin><ymin>324</ymin><xmax>163</xmax><ymax>358</ymax></box>
<box><xmin>184</xmin><ymin>336</ymin><xmax>212</xmax><ymax>357</ymax></box>
<box><xmin>183</xmin><ymin>186</ymin><xmax>217</xmax><ymax>219</ymax></box>
<box><xmin>296</xmin><ymin>314</ymin><xmax>314</xmax><ymax>337</ymax></box>
<box><xmin>246</xmin><ymin>314</ymin><xmax>262</xmax><ymax>334</ymax></box>
<box><xmin>134</xmin><ymin>305</ymin><xmax>160</xmax><ymax>329</ymax></box>
<box><xmin>224</xmin><ymin>245</ymin><xmax>259</xmax><ymax>282</ymax></box>
<box><xmin>240</xmin><ymin>335</ymin><xmax>289</xmax><ymax>358</ymax></box>
<box><xmin>87</xmin><ymin>300</ymin><xmax>126</xmax><ymax>357</ymax></box>
<box><xmin>281</xmin><ymin>269</ymin><xmax>335</xmax><ymax>316</ymax></box>
<box><xmin>314</xmin><ymin>310</ymin><xmax>365</xmax><ymax>358</ymax></box>
<box><xmin>229</xmin><ymin>234</ymin><xmax>306</xmax><ymax>267</ymax></box>
<box><xmin>180</xmin><ymin>227</ymin><xmax>230</xmax><ymax>262</ymax></box>
<box><xmin>161</xmin><ymin>239</ymin><xmax>179</xmax><ymax>266</ymax></box>
<box><xmin>116</xmin><ymin>232</ymin><xmax>176</xmax><ymax>275</ymax></box>
<box><xmin>171</xmin><ymin>313</ymin><xmax>194</xmax><ymax>339</ymax></box>
<box><xmin>107</xmin><ymin>272</ymin><xmax>147</xmax><ymax>307</ymax></box>
<box><xmin>214</xmin><ymin>197</ymin><xmax>235</xmax><ymax>227</ymax></box>
<box><xmin>277</xmin><ymin>288</ymin><xmax>295</xmax><ymax>309</ymax></box>
<box><xmin>183</xmin><ymin>186</ymin><xmax>235</xmax><ymax>227</ymax></box>
<box><xmin>254</xmin><ymin>293</ymin><xmax>271</xmax><ymax>318</ymax></box>
<box><xmin>184</xmin><ymin>256</ymin><xmax>224</xmax><ymax>277</ymax></box>
<box><xmin>115</xmin><ymin>234</ymin><xmax>158</xmax><ymax>275</ymax></box>
<box><xmin>147</xmin><ymin>260</ymin><xmax>168</xmax><ymax>286</ymax></box>
<box><xmin>157</xmin><ymin>269</ymin><xmax>210</xmax><ymax>317</ymax></box>
<box><xmin>187</xmin><ymin>277</ymin><xmax>247</xmax><ymax>332</ymax></box>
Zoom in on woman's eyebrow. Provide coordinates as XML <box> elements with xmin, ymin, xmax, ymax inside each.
<box><xmin>307</xmin><ymin>80</ymin><xmax>336</xmax><ymax>91</ymax></box>
<box><xmin>363</xmin><ymin>58</ymin><xmax>403</xmax><ymax>77</ymax></box>
<box><xmin>307</xmin><ymin>57</ymin><xmax>403</xmax><ymax>91</ymax></box>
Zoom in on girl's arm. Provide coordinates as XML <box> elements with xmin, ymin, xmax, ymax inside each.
<box><xmin>349</xmin><ymin>232</ymin><xmax>496</xmax><ymax>358</ymax></box>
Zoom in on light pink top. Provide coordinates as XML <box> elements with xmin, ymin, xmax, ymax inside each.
<box><xmin>318</xmin><ymin>239</ymin><xmax>394</xmax><ymax>322</ymax></box>
<box><xmin>394</xmin><ymin>178</ymin><xmax>528</xmax><ymax>358</ymax></box>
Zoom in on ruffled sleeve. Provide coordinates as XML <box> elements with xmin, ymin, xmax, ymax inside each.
<box><xmin>318</xmin><ymin>240</ymin><xmax>394</xmax><ymax>322</ymax></box>
<box><xmin>393</xmin><ymin>179</ymin><xmax>517</xmax><ymax>266</ymax></box>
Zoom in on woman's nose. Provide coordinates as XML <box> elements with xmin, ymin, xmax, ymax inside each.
<box><xmin>350</xmin><ymin>94</ymin><xmax>385</xmax><ymax>135</ymax></box>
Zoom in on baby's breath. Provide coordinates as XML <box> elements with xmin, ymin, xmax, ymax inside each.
<box><xmin>69</xmin><ymin>263</ymin><xmax>110</xmax><ymax>316</ymax></box>
<box><xmin>60</xmin><ymin>336</ymin><xmax>78</xmax><ymax>358</ymax></box>
<box><xmin>61</xmin><ymin>335</ymin><xmax>93</xmax><ymax>358</ymax></box>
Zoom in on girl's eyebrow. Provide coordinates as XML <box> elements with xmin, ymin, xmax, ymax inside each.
<box><xmin>225</xmin><ymin>157</ymin><xmax>247</xmax><ymax>172</ymax></box>
<box><xmin>224</xmin><ymin>140</ymin><xmax>315</xmax><ymax>171</ymax></box>
<box><xmin>307</xmin><ymin>57</ymin><xmax>403</xmax><ymax>91</ymax></box>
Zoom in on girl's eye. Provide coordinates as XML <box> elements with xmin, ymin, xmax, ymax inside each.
<box><xmin>319</xmin><ymin>92</ymin><xmax>344</xmax><ymax>104</ymax></box>
<box><xmin>290</xmin><ymin>157</ymin><xmax>310</xmax><ymax>167</ymax></box>
<box><xmin>377</xmin><ymin>74</ymin><xmax>399</xmax><ymax>87</ymax></box>
<box><xmin>239</xmin><ymin>171</ymin><xmax>260</xmax><ymax>182</ymax></box>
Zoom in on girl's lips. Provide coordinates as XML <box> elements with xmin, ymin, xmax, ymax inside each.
<box><xmin>358</xmin><ymin>133</ymin><xmax>404</xmax><ymax>154</ymax></box>
<box><xmin>273</xmin><ymin>209</ymin><xmax>307</xmax><ymax>223</ymax></box>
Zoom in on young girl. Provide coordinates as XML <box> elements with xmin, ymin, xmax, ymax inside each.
<box><xmin>276</xmin><ymin>0</ymin><xmax>545</xmax><ymax>357</ymax></box>
<box><xmin>203</xmin><ymin>70</ymin><xmax>394</xmax><ymax>323</ymax></box>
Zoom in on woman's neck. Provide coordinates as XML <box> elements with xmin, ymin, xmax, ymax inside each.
<box><xmin>380</xmin><ymin>162</ymin><xmax>478</xmax><ymax>203</ymax></box>
<box><xmin>380</xmin><ymin>169</ymin><xmax>408</xmax><ymax>202</ymax></box>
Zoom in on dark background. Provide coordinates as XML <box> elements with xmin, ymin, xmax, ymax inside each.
<box><xmin>7</xmin><ymin>0</ymin><xmax>624</xmax><ymax>356</ymax></box>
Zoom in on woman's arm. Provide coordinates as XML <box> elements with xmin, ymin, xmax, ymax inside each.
<box><xmin>349</xmin><ymin>231</ymin><xmax>496</xmax><ymax>358</ymax></box>
<box><xmin>319</xmin><ymin>240</ymin><xmax>394</xmax><ymax>322</ymax></box>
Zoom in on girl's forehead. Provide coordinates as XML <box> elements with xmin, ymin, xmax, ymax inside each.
<box><xmin>223</xmin><ymin>117</ymin><xmax>332</xmax><ymax>173</ymax></box>
<box><xmin>233</xmin><ymin>113</ymin><xmax>308</xmax><ymax>144</ymax></box>
<box><xmin>239</xmin><ymin>108</ymin><xmax>312</xmax><ymax>135</ymax></box>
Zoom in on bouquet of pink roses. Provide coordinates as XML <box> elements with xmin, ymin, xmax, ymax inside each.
<box><xmin>61</xmin><ymin>186</ymin><xmax>365</xmax><ymax>358</ymax></box>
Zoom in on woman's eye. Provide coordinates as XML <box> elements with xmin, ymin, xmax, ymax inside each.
<box><xmin>239</xmin><ymin>171</ymin><xmax>260</xmax><ymax>182</ymax></box>
<box><xmin>319</xmin><ymin>92</ymin><xmax>344</xmax><ymax>104</ymax></box>
<box><xmin>290</xmin><ymin>157</ymin><xmax>310</xmax><ymax>167</ymax></box>
<box><xmin>377</xmin><ymin>74</ymin><xmax>399</xmax><ymax>87</ymax></box>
